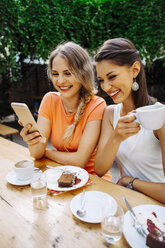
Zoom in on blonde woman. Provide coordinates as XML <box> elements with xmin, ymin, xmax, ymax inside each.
<box><xmin>20</xmin><ymin>41</ymin><xmax>111</xmax><ymax>180</ymax></box>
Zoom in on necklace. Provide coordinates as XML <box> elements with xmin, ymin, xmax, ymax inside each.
<box><xmin>63</xmin><ymin>102</ymin><xmax>75</xmax><ymax>114</ymax></box>
<box><xmin>67</xmin><ymin>109</ymin><xmax>74</xmax><ymax>114</ymax></box>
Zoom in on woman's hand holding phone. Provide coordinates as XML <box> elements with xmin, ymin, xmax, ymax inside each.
<box><xmin>11</xmin><ymin>102</ymin><xmax>46</xmax><ymax>144</ymax></box>
<box><xmin>20</xmin><ymin>123</ymin><xmax>43</xmax><ymax>145</ymax></box>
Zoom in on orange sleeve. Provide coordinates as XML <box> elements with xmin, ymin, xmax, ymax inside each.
<box><xmin>38</xmin><ymin>92</ymin><xmax>55</xmax><ymax>120</ymax></box>
<box><xmin>86</xmin><ymin>96</ymin><xmax>107</xmax><ymax>122</ymax></box>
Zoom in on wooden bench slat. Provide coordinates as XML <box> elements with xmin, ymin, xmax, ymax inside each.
<box><xmin>0</xmin><ymin>124</ymin><xmax>19</xmax><ymax>136</ymax></box>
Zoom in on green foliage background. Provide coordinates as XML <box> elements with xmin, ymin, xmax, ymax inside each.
<box><xmin>0</xmin><ymin>0</ymin><xmax>165</xmax><ymax>82</ymax></box>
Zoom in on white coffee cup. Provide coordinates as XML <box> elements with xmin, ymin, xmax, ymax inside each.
<box><xmin>133</xmin><ymin>102</ymin><xmax>165</xmax><ymax>130</ymax></box>
<box><xmin>13</xmin><ymin>160</ymin><xmax>34</xmax><ymax>180</ymax></box>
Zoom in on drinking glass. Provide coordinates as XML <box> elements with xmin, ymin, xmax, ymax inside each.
<box><xmin>30</xmin><ymin>173</ymin><xmax>48</xmax><ymax>210</ymax></box>
<box><xmin>101</xmin><ymin>203</ymin><xmax>124</xmax><ymax>244</ymax></box>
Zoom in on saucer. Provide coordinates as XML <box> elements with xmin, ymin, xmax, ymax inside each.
<box><xmin>6</xmin><ymin>170</ymin><xmax>42</xmax><ymax>186</ymax></box>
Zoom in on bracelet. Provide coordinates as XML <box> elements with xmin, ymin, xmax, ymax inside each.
<box><xmin>126</xmin><ymin>177</ymin><xmax>138</xmax><ymax>190</ymax></box>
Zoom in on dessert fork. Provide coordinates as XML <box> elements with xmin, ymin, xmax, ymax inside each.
<box><xmin>123</xmin><ymin>196</ymin><xmax>147</xmax><ymax>237</ymax></box>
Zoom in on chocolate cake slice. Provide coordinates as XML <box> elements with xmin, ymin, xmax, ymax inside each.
<box><xmin>146</xmin><ymin>229</ymin><xmax>165</xmax><ymax>248</ymax></box>
<box><xmin>58</xmin><ymin>172</ymin><xmax>75</xmax><ymax>187</ymax></box>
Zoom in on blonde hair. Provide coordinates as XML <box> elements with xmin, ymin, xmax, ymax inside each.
<box><xmin>48</xmin><ymin>42</ymin><xmax>97</xmax><ymax>147</ymax></box>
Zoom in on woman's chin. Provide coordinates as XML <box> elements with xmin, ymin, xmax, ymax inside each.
<box><xmin>110</xmin><ymin>97</ymin><xmax>120</xmax><ymax>104</ymax></box>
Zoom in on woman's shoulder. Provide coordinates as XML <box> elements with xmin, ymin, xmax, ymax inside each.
<box><xmin>103</xmin><ymin>104</ymin><xmax>115</xmax><ymax>119</ymax></box>
<box><xmin>106</xmin><ymin>104</ymin><xmax>116</xmax><ymax>110</ymax></box>
<box><xmin>86</xmin><ymin>95</ymin><xmax>106</xmax><ymax>112</ymax></box>
<box><xmin>43</xmin><ymin>91</ymin><xmax>60</xmax><ymax>98</ymax></box>
<box><xmin>90</xmin><ymin>95</ymin><xmax>106</xmax><ymax>106</ymax></box>
<box><xmin>42</xmin><ymin>91</ymin><xmax>61</xmax><ymax>102</ymax></box>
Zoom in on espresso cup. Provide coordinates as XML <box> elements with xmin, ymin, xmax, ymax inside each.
<box><xmin>133</xmin><ymin>102</ymin><xmax>165</xmax><ymax>130</ymax></box>
<box><xmin>13</xmin><ymin>160</ymin><xmax>34</xmax><ymax>180</ymax></box>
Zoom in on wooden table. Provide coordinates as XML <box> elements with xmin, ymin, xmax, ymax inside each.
<box><xmin>0</xmin><ymin>137</ymin><xmax>164</xmax><ymax>248</ymax></box>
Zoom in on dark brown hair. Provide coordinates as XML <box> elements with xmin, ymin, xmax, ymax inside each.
<box><xmin>95</xmin><ymin>38</ymin><xmax>156</xmax><ymax>108</ymax></box>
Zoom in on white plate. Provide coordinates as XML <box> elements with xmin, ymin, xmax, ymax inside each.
<box><xmin>70</xmin><ymin>191</ymin><xmax>117</xmax><ymax>223</ymax></box>
<box><xmin>123</xmin><ymin>204</ymin><xmax>165</xmax><ymax>248</ymax></box>
<box><xmin>6</xmin><ymin>170</ymin><xmax>42</xmax><ymax>186</ymax></box>
<box><xmin>44</xmin><ymin>165</ymin><xmax>89</xmax><ymax>191</ymax></box>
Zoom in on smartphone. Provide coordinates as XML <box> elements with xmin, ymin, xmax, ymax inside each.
<box><xmin>11</xmin><ymin>102</ymin><xmax>46</xmax><ymax>143</ymax></box>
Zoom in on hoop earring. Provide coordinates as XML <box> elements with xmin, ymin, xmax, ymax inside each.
<box><xmin>132</xmin><ymin>79</ymin><xmax>139</xmax><ymax>91</ymax></box>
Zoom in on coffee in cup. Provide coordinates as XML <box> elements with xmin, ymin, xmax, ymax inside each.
<box><xmin>133</xmin><ymin>102</ymin><xmax>165</xmax><ymax>130</ymax></box>
<box><xmin>14</xmin><ymin>160</ymin><xmax>34</xmax><ymax>180</ymax></box>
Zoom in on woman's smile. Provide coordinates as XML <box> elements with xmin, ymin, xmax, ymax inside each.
<box><xmin>58</xmin><ymin>85</ymin><xmax>73</xmax><ymax>91</ymax></box>
<box><xmin>108</xmin><ymin>89</ymin><xmax>121</xmax><ymax>98</ymax></box>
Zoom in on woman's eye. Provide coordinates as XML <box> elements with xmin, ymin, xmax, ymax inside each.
<box><xmin>109</xmin><ymin>75</ymin><xmax>116</xmax><ymax>80</ymax></box>
<box><xmin>65</xmin><ymin>72</ymin><xmax>71</xmax><ymax>76</ymax></box>
<box><xmin>52</xmin><ymin>73</ymin><xmax>58</xmax><ymax>76</ymax></box>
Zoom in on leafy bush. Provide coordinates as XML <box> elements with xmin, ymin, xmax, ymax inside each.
<box><xmin>0</xmin><ymin>0</ymin><xmax>164</xmax><ymax>111</ymax></box>
<box><xmin>1</xmin><ymin>0</ymin><xmax>164</xmax><ymax>72</ymax></box>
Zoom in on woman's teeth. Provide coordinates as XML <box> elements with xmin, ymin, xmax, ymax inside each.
<box><xmin>110</xmin><ymin>90</ymin><xmax>120</xmax><ymax>97</ymax></box>
<box><xmin>60</xmin><ymin>86</ymin><xmax>72</xmax><ymax>90</ymax></box>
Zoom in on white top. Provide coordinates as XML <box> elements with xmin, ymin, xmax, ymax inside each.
<box><xmin>113</xmin><ymin>103</ymin><xmax>165</xmax><ymax>182</ymax></box>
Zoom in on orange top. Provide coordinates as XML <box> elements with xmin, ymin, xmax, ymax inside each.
<box><xmin>39</xmin><ymin>92</ymin><xmax>111</xmax><ymax>181</ymax></box>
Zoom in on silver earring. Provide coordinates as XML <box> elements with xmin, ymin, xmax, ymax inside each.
<box><xmin>132</xmin><ymin>79</ymin><xmax>139</xmax><ymax>91</ymax></box>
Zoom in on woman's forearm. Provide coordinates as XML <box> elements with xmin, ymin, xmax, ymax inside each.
<box><xmin>45</xmin><ymin>149</ymin><xmax>89</xmax><ymax>168</ymax></box>
<box><xmin>133</xmin><ymin>179</ymin><xmax>165</xmax><ymax>204</ymax></box>
<box><xmin>118</xmin><ymin>176</ymin><xmax>165</xmax><ymax>204</ymax></box>
<box><xmin>29</xmin><ymin>142</ymin><xmax>46</xmax><ymax>159</ymax></box>
<box><xmin>94</xmin><ymin>134</ymin><xmax>121</xmax><ymax>176</ymax></box>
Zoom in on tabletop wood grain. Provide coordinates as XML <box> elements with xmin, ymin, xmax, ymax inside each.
<box><xmin>0</xmin><ymin>137</ymin><xmax>164</xmax><ymax>248</ymax></box>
